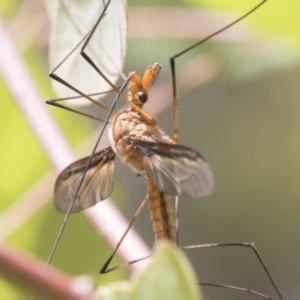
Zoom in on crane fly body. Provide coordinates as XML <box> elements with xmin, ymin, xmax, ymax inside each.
<box><xmin>47</xmin><ymin>1</ymin><xmax>286</xmax><ymax>299</ymax></box>
<box><xmin>54</xmin><ymin>62</ymin><xmax>214</xmax><ymax>242</ymax></box>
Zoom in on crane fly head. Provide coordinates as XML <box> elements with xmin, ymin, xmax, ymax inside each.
<box><xmin>128</xmin><ymin>63</ymin><xmax>161</xmax><ymax>108</ymax></box>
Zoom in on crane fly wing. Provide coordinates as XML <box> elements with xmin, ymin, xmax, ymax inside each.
<box><xmin>132</xmin><ymin>140</ymin><xmax>214</xmax><ymax>198</ymax></box>
<box><xmin>54</xmin><ymin>146</ymin><xmax>115</xmax><ymax>213</ymax></box>
<box><xmin>45</xmin><ymin>0</ymin><xmax>127</xmax><ymax>103</ymax></box>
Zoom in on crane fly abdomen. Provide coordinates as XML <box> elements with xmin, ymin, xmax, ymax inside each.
<box><xmin>147</xmin><ymin>177</ymin><xmax>176</xmax><ymax>242</ymax></box>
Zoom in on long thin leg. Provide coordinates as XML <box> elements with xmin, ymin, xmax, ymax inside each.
<box><xmin>100</xmin><ymin>240</ymin><xmax>281</xmax><ymax>300</ymax></box>
<box><xmin>45</xmin><ymin>76</ymin><xmax>130</xmax><ymax>271</ymax></box>
<box><xmin>182</xmin><ymin>242</ymin><xmax>284</xmax><ymax>300</ymax></box>
<box><xmin>100</xmin><ymin>195</ymin><xmax>150</xmax><ymax>274</ymax></box>
<box><xmin>174</xmin><ymin>197</ymin><xmax>283</xmax><ymax>299</ymax></box>
<box><xmin>170</xmin><ymin>0</ymin><xmax>267</xmax><ymax>142</ymax></box>
<box><xmin>49</xmin><ymin>73</ymin><xmax>112</xmax><ymax>113</ymax></box>
<box><xmin>48</xmin><ymin>0</ymin><xmax>113</xmax><ymax>112</ymax></box>
<box><xmin>46</xmin><ymin>90</ymin><xmax>115</xmax><ymax>122</ymax></box>
<box><xmin>79</xmin><ymin>3</ymin><xmax>157</xmax><ymax>126</ymax></box>
<box><xmin>199</xmin><ymin>283</ymin><xmax>274</xmax><ymax>300</ymax></box>
<box><xmin>169</xmin><ymin>2</ymin><xmax>283</xmax><ymax>298</ymax></box>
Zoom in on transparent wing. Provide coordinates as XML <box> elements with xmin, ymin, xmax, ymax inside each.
<box><xmin>44</xmin><ymin>0</ymin><xmax>127</xmax><ymax>103</ymax></box>
<box><xmin>54</xmin><ymin>146</ymin><xmax>115</xmax><ymax>213</ymax></box>
<box><xmin>133</xmin><ymin>140</ymin><xmax>214</xmax><ymax>198</ymax></box>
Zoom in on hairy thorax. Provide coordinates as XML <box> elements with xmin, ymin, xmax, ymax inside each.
<box><xmin>109</xmin><ymin>108</ymin><xmax>163</xmax><ymax>171</ymax></box>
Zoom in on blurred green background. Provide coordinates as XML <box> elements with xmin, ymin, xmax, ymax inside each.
<box><xmin>0</xmin><ymin>0</ymin><xmax>300</xmax><ymax>299</ymax></box>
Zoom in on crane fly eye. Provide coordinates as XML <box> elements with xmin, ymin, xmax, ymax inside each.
<box><xmin>137</xmin><ymin>91</ymin><xmax>147</xmax><ymax>103</ymax></box>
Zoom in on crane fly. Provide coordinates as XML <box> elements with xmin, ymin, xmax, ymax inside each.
<box><xmin>54</xmin><ymin>62</ymin><xmax>213</xmax><ymax>240</ymax></box>
<box><xmin>46</xmin><ymin>0</ymin><xmax>285</xmax><ymax>299</ymax></box>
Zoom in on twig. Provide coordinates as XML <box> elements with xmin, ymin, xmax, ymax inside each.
<box><xmin>0</xmin><ymin>243</ymin><xmax>91</xmax><ymax>300</ymax></box>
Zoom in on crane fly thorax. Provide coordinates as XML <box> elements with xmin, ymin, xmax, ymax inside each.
<box><xmin>108</xmin><ymin>63</ymin><xmax>162</xmax><ymax>172</ymax></box>
<box><xmin>109</xmin><ymin>109</ymin><xmax>163</xmax><ymax>171</ymax></box>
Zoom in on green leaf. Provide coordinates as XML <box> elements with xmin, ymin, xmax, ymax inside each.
<box><xmin>94</xmin><ymin>241</ymin><xmax>202</xmax><ymax>300</ymax></box>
